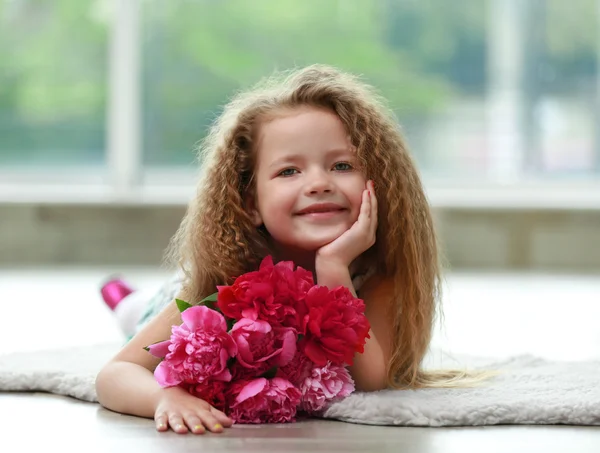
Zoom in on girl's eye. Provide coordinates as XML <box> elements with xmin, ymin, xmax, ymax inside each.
<box><xmin>278</xmin><ymin>168</ymin><xmax>298</xmax><ymax>177</ymax></box>
<box><xmin>333</xmin><ymin>162</ymin><xmax>353</xmax><ymax>171</ymax></box>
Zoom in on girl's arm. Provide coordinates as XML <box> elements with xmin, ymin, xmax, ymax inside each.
<box><xmin>95</xmin><ymin>301</ymin><xmax>232</xmax><ymax>433</ymax></box>
<box><xmin>95</xmin><ymin>302</ymin><xmax>179</xmax><ymax>416</ymax></box>
<box><xmin>315</xmin><ymin>262</ymin><xmax>392</xmax><ymax>392</ymax></box>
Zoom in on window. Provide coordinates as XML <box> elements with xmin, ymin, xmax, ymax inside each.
<box><xmin>0</xmin><ymin>0</ymin><xmax>108</xmax><ymax>169</ymax></box>
<box><xmin>1</xmin><ymin>0</ymin><xmax>598</xmax><ymax>205</ymax></box>
<box><xmin>532</xmin><ymin>0</ymin><xmax>598</xmax><ymax>177</ymax></box>
<box><xmin>140</xmin><ymin>0</ymin><xmax>490</xmax><ymax>179</ymax></box>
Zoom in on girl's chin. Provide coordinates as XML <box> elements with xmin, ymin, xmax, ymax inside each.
<box><xmin>283</xmin><ymin>234</ymin><xmax>347</xmax><ymax>252</ymax></box>
<box><xmin>269</xmin><ymin>225</ymin><xmax>351</xmax><ymax>253</ymax></box>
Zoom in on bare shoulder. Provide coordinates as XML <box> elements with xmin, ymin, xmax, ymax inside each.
<box><xmin>110</xmin><ymin>299</ymin><xmax>183</xmax><ymax>371</ymax></box>
<box><xmin>358</xmin><ymin>275</ymin><xmax>395</xmax><ymax>359</ymax></box>
<box><xmin>359</xmin><ymin>274</ymin><xmax>396</xmax><ymax>307</ymax></box>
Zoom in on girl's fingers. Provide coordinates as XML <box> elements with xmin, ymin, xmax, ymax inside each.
<box><xmin>210</xmin><ymin>406</ymin><xmax>234</xmax><ymax>427</ymax></box>
<box><xmin>360</xmin><ymin>188</ymin><xmax>371</xmax><ymax>222</ymax></box>
<box><xmin>155</xmin><ymin>414</ymin><xmax>168</xmax><ymax>432</ymax></box>
<box><xmin>198</xmin><ymin>411</ymin><xmax>224</xmax><ymax>433</ymax></box>
<box><xmin>168</xmin><ymin>414</ymin><xmax>188</xmax><ymax>434</ymax></box>
<box><xmin>370</xmin><ymin>181</ymin><xmax>378</xmax><ymax>235</ymax></box>
<box><xmin>183</xmin><ymin>414</ymin><xmax>206</xmax><ymax>435</ymax></box>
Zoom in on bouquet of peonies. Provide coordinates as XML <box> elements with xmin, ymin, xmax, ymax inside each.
<box><xmin>145</xmin><ymin>256</ymin><xmax>370</xmax><ymax>424</ymax></box>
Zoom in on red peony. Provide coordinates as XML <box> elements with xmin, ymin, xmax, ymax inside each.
<box><xmin>217</xmin><ymin>256</ymin><xmax>313</xmax><ymax>330</ymax></box>
<box><xmin>301</xmin><ymin>286</ymin><xmax>371</xmax><ymax>366</ymax></box>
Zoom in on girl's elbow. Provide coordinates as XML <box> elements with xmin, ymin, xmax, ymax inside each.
<box><xmin>95</xmin><ymin>359</ymin><xmax>126</xmax><ymax>406</ymax></box>
<box><xmin>95</xmin><ymin>363</ymin><xmax>112</xmax><ymax>404</ymax></box>
<box><xmin>360</xmin><ymin>378</ymin><xmax>388</xmax><ymax>392</ymax></box>
<box><xmin>354</xmin><ymin>368</ymin><xmax>388</xmax><ymax>392</ymax></box>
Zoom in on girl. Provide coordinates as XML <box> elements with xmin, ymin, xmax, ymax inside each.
<box><xmin>95</xmin><ymin>64</ymin><xmax>493</xmax><ymax>435</ymax></box>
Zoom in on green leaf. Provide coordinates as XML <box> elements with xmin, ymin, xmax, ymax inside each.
<box><xmin>261</xmin><ymin>366</ymin><xmax>278</xmax><ymax>380</ymax></box>
<box><xmin>197</xmin><ymin>292</ymin><xmax>220</xmax><ymax>311</ymax></box>
<box><xmin>175</xmin><ymin>298</ymin><xmax>192</xmax><ymax>313</ymax></box>
<box><xmin>200</xmin><ymin>300</ymin><xmax>217</xmax><ymax>310</ymax></box>
<box><xmin>143</xmin><ymin>346</ymin><xmax>150</xmax><ymax>352</ymax></box>
<box><xmin>201</xmin><ymin>292</ymin><xmax>218</xmax><ymax>303</ymax></box>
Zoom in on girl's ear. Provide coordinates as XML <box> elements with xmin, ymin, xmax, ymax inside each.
<box><xmin>245</xmin><ymin>193</ymin><xmax>263</xmax><ymax>227</ymax></box>
<box><xmin>249</xmin><ymin>208</ymin><xmax>262</xmax><ymax>227</ymax></box>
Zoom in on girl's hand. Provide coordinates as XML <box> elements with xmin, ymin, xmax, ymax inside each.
<box><xmin>154</xmin><ymin>386</ymin><xmax>233</xmax><ymax>434</ymax></box>
<box><xmin>316</xmin><ymin>180</ymin><xmax>377</xmax><ymax>269</ymax></box>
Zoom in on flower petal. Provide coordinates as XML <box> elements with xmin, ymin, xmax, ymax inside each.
<box><xmin>213</xmin><ymin>368</ymin><xmax>232</xmax><ymax>382</ymax></box>
<box><xmin>236</xmin><ymin>378</ymin><xmax>268</xmax><ymax>403</ymax></box>
<box><xmin>259</xmin><ymin>255</ymin><xmax>274</xmax><ymax>269</ymax></box>
<box><xmin>182</xmin><ymin>305</ymin><xmax>227</xmax><ymax>332</ymax></box>
<box><xmin>273</xmin><ymin>329</ymin><xmax>297</xmax><ymax>367</ymax></box>
<box><xmin>146</xmin><ymin>340</ymin><xmax>171</xmax><ymax>359</ymax></box>
<box><xmin>154</xmin><ymin>361</ymin><xmax>182</xmax><ymax>387</ymax></box>
<box><xmin>241</xmin><ymin>308</ymin><xmax>259</xmax><ymax>320</ymax></box>
<box><xmin>231</xmin><ymin>317</ymin><xmax>271</xmax><ymax>334</ymax></box>
<box><xmin>303</xmin><ymin>340</ymin><xmax>328</xmax><ymax>366</ymax></box>
<box><xmin>271</xmin><ymin>377</ymin><xmax>295</xmax><ymax>391</ymax></box>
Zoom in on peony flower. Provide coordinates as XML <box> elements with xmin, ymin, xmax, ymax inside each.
<box><xmin>217</xmin><ymin>256</ymin><xmax>313</xmax><ymax>330</ymax></box>
<box><xmin>148</xmin><ymin>305</ymin><xmax>237</xmax><ymax>387</ymax></box>
<box><xmin>301</xmin><ymin>285</ymin><xmax>371</xmax><ymax>366</ymax></box>
<box><xmin>185</xmin><ymin>380</ymin><xmax>227</xmax><ymax>412</ymax></box>
<box><xmin>230</xmin><ymin>318</ymin><xmax>296</xmax><ymax>369</ymax></box>
<box><xmin>229</xmin><ymin>360</ymin><xmax>266</xmax><ymax>382</ymax></box>
<box><xmin>299</xmin><ymin>362</ymin><xmax>355</xmax><ymax>413</ymax></box>
<box><xmin>227</xmin><ymin>377</ymin><xmax>301</xmax><ymax>424</ymax></box>
<box><xmin>277</xmin><ymin>350</ymin><xmax>314</xmax><ymax>387</ymax></box>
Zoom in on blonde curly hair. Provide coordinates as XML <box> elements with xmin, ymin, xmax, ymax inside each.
<box><xmin>166</xmin><ymin>64</ymin><xmax>498</xmax><ymax>390</ymax></box>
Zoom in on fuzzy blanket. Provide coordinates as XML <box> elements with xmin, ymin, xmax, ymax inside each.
<box><xmin>1</xmin><ymin>344</ymin><xmax>599</xmax><ymax>426</ymax></box>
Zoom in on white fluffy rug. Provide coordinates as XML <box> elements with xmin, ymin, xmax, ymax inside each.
<box><xmin>1</xmin><ymin>343</ymin><xmax>599</xmax><ymax>426</ymax></box>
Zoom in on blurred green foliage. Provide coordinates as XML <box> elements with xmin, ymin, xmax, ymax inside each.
<box><xmin>0</xmin><ymin>0</ymin><xmax>596</xmax><ymax>166</ymax></box>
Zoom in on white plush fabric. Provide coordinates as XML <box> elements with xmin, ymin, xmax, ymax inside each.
<box><xmin>324</xmin><ymin>354</ymin><xmax>600</xmax><ymax>426</ymax></box>
<box><xmin>0</xmin><ymin>344</ymin><xmax>117</xmax><ymax>402</ymax></box>
<box><xmin>1</xmin><ymin>344</ymin><xmax>599</xmax><ymax>426</ymax></box>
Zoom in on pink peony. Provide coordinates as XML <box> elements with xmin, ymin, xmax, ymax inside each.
<box><xmin>227</xmin><ymin>377</ymin><xmax>301</xmax><ymax>424</ymax></box>
<box><xmin>148</xmin><ymin>305</ymin><xmax>237</xmax><ymax>387</ymax></box>
<box><xmin>230</xmin><ymin>318</ymin><xmax>296</xmax><ymax>369</ymax></box>
<box><xmin>301</xmin><ymin>285</ymin><xmax>371</xmax><ymax>366</ymax></box>
<box><xmin>277</xmin><ymin>350</ymin><xmax>314</xmax><ymax>387</ymax></box>
<box><xmin>299</xmin><ymin>362</ymin><xmax>355</xmax><ymax>413</ymax></box>
<box><xmin>217</xmin><ymin>256</ymin><xmax>313</xmax><ymax>330</ymax></box>
<box><xmin>229</xmin><ymin>360</ymin><xmax>266</xmax><ymax>382</ymax></box>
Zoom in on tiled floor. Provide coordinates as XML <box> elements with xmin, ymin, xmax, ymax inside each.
<box><xmin>1</xmin><ymin>267</ymin><xmax>599</xmax><ymax>452</ymax></box>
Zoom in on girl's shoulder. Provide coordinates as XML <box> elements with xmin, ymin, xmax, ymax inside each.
<box><xmin>354</xmin><ymin>270</ymin><xmax>396</xmax><ymax>304</ymax></box>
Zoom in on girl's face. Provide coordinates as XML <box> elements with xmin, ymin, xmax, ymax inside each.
<box><xmin>250</xmin><ymin>106</ymin><xmax>367</xmax><ymax>258</ymax></box>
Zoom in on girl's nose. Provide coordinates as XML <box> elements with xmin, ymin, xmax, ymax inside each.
<box><xmin>306</xmin><ymin>170</ymin><xmax>333</xmax><ymax>194</ymax></box>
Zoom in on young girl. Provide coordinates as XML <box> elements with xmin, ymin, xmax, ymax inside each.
<box><xmin>96</xmin><ymin>64</ymin><xmax>491</xmax><ymax>434</ymax></box>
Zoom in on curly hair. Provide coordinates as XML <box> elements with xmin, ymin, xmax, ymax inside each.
<box><xmin>166</xmin><ymin>64</ymin><xmax>497</xmax><ymax>390</ymax></box>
